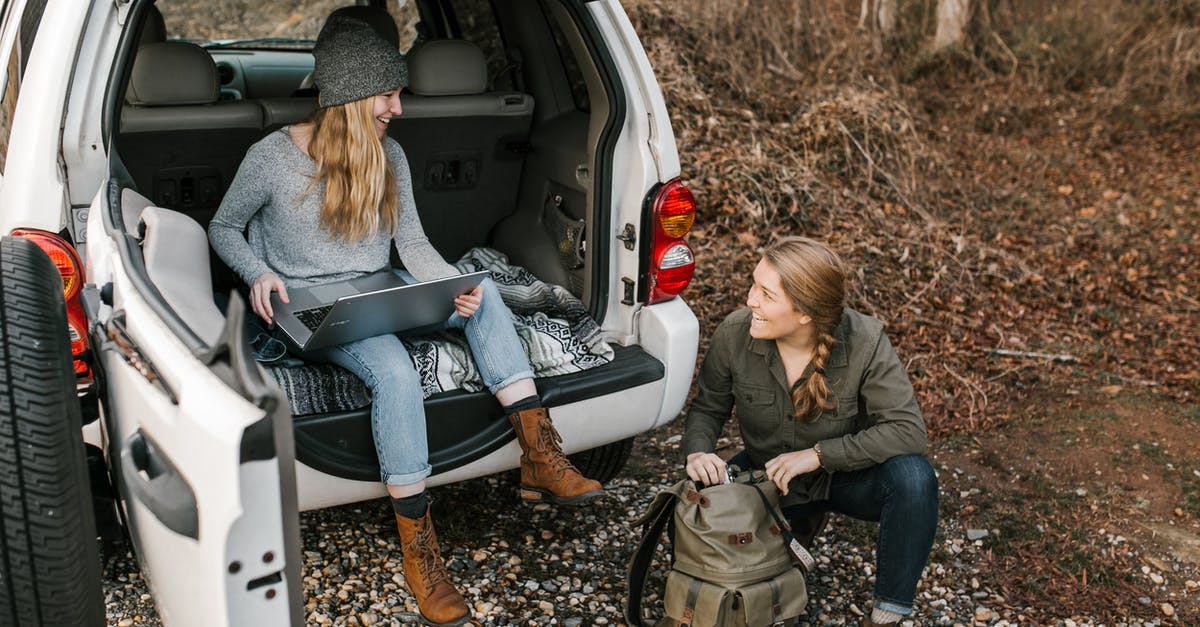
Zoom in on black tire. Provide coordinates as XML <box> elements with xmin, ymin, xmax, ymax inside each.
<box><xmin>569</xmin><ymin>436</ymin><xmax>634</xmax><ymax>485</ymax></box>
<box><xmin>0</xmin><ymin>236</ymin><xmax>104</xmax><ymax>627</ymax></box>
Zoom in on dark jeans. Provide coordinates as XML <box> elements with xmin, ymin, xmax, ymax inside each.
<box><xmin>730</xmin><ymin>451</ymin><xmax>939</xmax><ymax>615</ymax></box>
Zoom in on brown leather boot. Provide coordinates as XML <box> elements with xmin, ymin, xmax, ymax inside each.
<box><xmin>395</xmin><ymin>509</ymin><xmax>471</xmax><ymax>626</ymax></box>
<box><xmin>507</xmin><ymin>407</ymin><xmax>604</xmax><ymax>504</ymax></box>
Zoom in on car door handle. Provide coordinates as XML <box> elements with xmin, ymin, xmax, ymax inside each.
<box><xmin>121</xmin><ymin>430</ymin><xmax>199</xmax><ymax>540</ymax></box>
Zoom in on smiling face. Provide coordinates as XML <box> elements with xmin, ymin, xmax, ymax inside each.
<box><xmin>746</xmin><ymin>258</ymin><xmax>812</xmax><ymax>341</ymax></box>
<box><xmin>372</xmin><ymin>89</ymin><xmax>403</xmax><ymax>139</ymax></box>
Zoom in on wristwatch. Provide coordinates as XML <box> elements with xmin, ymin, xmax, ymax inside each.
<box><xmin>812</xmin><ymin>442</ymin><xmax>824</xmax><ymax>467</ymax></box>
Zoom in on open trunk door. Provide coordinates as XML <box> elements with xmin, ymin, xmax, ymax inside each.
<box><xmin>84</xmin><ymin>180</ymin><xmax>303</xmax><ymax>627</ymax></box>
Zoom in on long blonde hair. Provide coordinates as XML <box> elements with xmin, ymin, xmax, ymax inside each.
<box><xmin>762</xmin><ymin>237</ymin><xmax>846</xmax><ymax>422</ymax></box>
<box><xmin>303</xmin><ymin>97</ymin><xmax>398</xmax><ymax>241</ymax></box>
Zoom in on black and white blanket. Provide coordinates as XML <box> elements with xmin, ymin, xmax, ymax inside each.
<box><xmin>265</xmin><ymin>248</ymin><xmax>614</xmax><ymax>416</ymax></box>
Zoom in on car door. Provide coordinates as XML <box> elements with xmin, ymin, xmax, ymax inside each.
<box><xmin>86</xmin><ymin>185</ymin><xmax>304</xmax><ymax>626</ymax></box>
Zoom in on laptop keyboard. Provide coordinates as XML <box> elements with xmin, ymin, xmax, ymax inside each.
<box><xmin>294</xmin><ymin>304</ymin><xmax>334</xmax><ymax>331</ymax></box>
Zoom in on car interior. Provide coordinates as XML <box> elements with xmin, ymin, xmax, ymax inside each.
<box><xmin>107</xmin><ymin>0</ymin><xmax>664</xmax><ymax>481</ymax></box>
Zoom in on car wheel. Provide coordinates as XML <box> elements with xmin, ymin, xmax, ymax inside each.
<box><xmin>569</xmin><ymin>436</ymin><xmax>634</xmax><ymax>484</ymax></box>
<box><xmin>0</xmin><ymin>236</ymin><xmax>104</xmax><ymax>626</ymax></box>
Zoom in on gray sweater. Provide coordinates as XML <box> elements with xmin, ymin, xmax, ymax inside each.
<box><xmin>208</xmin><ymin>128</ymin><xmax>456</xmax><ymax>288</ymax></box>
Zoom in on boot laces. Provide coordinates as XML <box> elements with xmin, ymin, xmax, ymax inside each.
<box><xmin>535</xmin><ymin>419</ymin><xmax>579</xmax><ymax>478</ymax></box>
<box><xmin>406</xmin><ymin>520</ymin><xmax>449</xmax><ymax>591</ymax></box>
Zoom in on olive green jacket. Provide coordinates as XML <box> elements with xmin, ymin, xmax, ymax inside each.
<box><xmin>682</xmin><ymin>307</ymin><xmax>927</xmax><ymax>507</ymax></box>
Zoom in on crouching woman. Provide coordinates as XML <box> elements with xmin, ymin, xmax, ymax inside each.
<box><xmin>682</xmin><ymin>236</ymin><xmax>938</xmax><ymax>627</ymax></box>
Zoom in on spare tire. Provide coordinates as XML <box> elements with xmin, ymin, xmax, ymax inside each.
<box><xmin>569</xmin><ymin>436</ymin><xmax>634</xmax><ymax>485</ymax></box>
<box><xmin>0</xmin><ymin>235</ymin><xmax>104</xmax><ymax>626</ymax></box>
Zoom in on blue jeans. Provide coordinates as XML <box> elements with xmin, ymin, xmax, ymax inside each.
<box><xmin>731</xmin><ymin>451</ymin><xmax>938</xmax><ymax>616</ymax></box>
<box><xmin>307</xmin><ymin>275</ymin><xmax>534</xmax><ymax>486</ymax></box>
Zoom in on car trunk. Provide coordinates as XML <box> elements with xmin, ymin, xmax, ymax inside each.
<box><xmin>107</xmin><ymin>0</ymin><xmax>669</xmax><ymax>485</ymax></box>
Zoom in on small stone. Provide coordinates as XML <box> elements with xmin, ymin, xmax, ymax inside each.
<box><xmin>1149</xmin><ymin>573</ymin><xmax>1164</xmax><ymax>585</ymax></box>
<box><xmin>118</xmin><ymin>620</ymin><xmax>134</xmax><ymax>627</ymax></box>
<box><xmin>1162</xmin><ymin>603</ymin><xmax>1175</xmax><ymax>617</ymax></box>
<box><xmin>966</xmin><ymin>529</ymin><xmax>989</xmax><ymax>541</ymax></box>
<box><xmin>1185</xmin><ymin>580</ymin><xmax>1199</xmax><ymax>590</ymax></box>
<box><xmin>974</xmin><ymin>606</ymin><xmax>993</xmax><ymax>622</ymax></box>
<box><xmin>359</xmin><ymin>611</ymin><xmax>378</xmax><ymax>626</ymax></box>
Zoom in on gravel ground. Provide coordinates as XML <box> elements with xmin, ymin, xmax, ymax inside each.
<box><xmin>101</xmin><ymin>425</ymin><xmax>1182</xmax><ymax>626</ymax></box>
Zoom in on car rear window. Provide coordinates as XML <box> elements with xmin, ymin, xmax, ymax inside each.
<box><xmin>156</xmin><ymin>0</ymin><xmax>420</xmax><ymax>50</ymax></box>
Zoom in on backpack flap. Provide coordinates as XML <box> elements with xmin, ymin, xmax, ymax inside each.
<box><xmin>663</xmin><ymin>570</ymin><xmax>730</xmax><ymax>626</ymax></box>
<box><xmin>672</xmin><ymin>480</ymin><xmax>794</xmax><ymax>585</ymax></box>
<box><xmin>735</xmin><ymin>567</ymin><xmax>808</xmax><ymax>626</ymax></box>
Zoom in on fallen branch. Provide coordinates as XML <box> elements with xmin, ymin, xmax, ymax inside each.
<box><xmin>985</xmin><ymin>349</ymin><xmax>1077</xmax><ymax>363</ymax></box>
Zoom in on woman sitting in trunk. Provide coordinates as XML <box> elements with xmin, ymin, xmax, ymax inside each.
<box><xmin>208</xmin><ymin>16</ymin><xmax>602</xmax><ymax>626</ymax></box>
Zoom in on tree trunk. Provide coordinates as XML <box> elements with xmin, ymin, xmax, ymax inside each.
<box><xmin>859</xmin><ymin>0</ymin><xmax>898</xmax><ymax>34</ymax></box>
<box><xmin>933</xmin><ymin>0</ymin><xmax>971</xmax><ymax>50</ymax></box>
<box><xmin>877</xmin><ymin>0</ymin><xmax>897</xmax><ymax>34</ymax></box>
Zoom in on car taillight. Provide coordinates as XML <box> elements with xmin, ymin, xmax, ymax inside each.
<box><xmin>642</xmin><ymin>179</ymin><xmax>696</xmax><ymax>304</ymax></box>
<box><xmin>11</xmin><ymin>229</ymin><xmax>92</xmax><ymax>381</ymax></box>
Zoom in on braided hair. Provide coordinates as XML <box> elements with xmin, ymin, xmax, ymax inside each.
<box><xmin>763</xmin><ymin>237</ymin><xmax>846</xmax><ymax>422</ymax></box>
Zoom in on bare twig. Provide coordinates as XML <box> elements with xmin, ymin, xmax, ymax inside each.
<box><xmin>985</xmin><ymin>349</ymin><xmax>1077</xmax><ymax>363</ymax></box>
<box><xmin>903</xmin><ymin>264</ymin><xmax>946</xmax><ymax>307</ymax></box>
<box><xmin>942</xmin><ymin>363</ymin><xmax>988</xmax><ymax>421</ymax></box>
<box><xmin>991</xmin><ymin>30</ymin><xmax>1019</xmax><ymax>77</ymax></box>
<box><xmin>834</xmin><ymin>119</ymin><xmax>936</xmax><ymax>226</ymax></box>
<box><xmin>984</xmin><ymin>362</ymin><xmax>1033</xmax><ymax>383</ymax></box>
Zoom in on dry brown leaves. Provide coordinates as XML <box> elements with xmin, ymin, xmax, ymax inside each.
<box><xmin>625</xmin><ymin>0</ymin><xmax>1200</xmax><ymax>437</ymax></box>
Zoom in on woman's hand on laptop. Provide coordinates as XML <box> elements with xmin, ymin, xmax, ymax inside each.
<box><xmin>453</xmin><ymin>285</ymin><xmax>483</xmax><ymax>318</ymax></box>
<box><xmin>251</xmin><ymin>272</ymin><xmax>289</xmax><ymax>324</ymax></box>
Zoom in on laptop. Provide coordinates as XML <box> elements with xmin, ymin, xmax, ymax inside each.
<box><xmin>270</xmin><ymin>270</ymin><xmax>489</xmax><ymax>351</ymax></box>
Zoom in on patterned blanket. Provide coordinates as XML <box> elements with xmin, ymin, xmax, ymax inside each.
<box><xmin>265</xmin><ymin>248</ymin><xmax>614</xmax><ymax>416</ymax></box>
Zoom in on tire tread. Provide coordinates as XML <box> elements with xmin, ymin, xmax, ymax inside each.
<box><xmin>0</xmin><ymin>236</ymin><xmax>104</xmax><ymax>627</ymax></box>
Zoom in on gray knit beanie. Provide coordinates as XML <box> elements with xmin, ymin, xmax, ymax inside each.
<box><xmin>312</xmin><ymin>14</ymin><xmax>408</xmax><ymax>108</ymax></box>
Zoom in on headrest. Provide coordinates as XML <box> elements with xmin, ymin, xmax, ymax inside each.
<box><xmin>127</xmin><ymin>42</ymin><xmax>219</xmax><ymax>106</ymax></box>
<box><xmin>407</xmin><ymin>40</ymin><xmax>487</xmax><ymax>96</ymax></box>
<box><xmin>137</xmin><ymin>5</ymin><xmax>166</xmax><ymax>47</ymax></box>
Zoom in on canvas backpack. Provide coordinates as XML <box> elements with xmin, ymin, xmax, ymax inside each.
<box><xmin>625</xmin><ymin>468</ymin><xmax>815</xmax><ymax>627</ymax></box>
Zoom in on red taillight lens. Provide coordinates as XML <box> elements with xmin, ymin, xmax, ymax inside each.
<box><xmin>11</xmin><ymin>229</ymin><xmax>92</xmax><ymax>381</ymax></box>
<box><xmin>652</xmin><ymin>243</ymin><xmax>695</xmax><ymax>294</ymax></box>
<box><xmin>644</xmin><ymin>178</ymin><xmax>697</xmax><ymax>304</ymax></box>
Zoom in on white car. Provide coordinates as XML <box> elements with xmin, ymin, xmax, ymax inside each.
<box><xmin>0</xmin><ymin>0</ymin><xmax>698</xmax><ymax>625</ymax></box>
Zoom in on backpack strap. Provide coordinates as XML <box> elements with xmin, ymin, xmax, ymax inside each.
<box><xmin>768</xmin><ymin>577</ymin><xmax>784</xmax><ymax>625</ymax></box>
<box><xmin>625</xmin><ymin>488</ymin><xmax>677</xmax><ymax>627</ymax></box>
<box><xmin>679</xmin><ymin>577</ymin><xmax>703</xmax><ymax>627</ymax></box>
<box><xmin>748</xmin><ymin>483</ymin><xmax>817</xmax><ymax>573</ymax></box>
